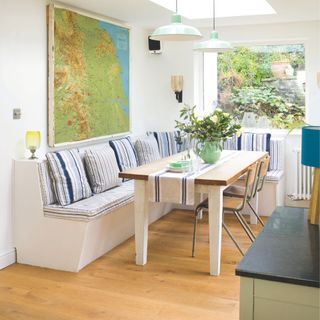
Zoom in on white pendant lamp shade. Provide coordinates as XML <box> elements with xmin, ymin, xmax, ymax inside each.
<box><xmin>194</xmin><ymin>30</ymin><xmax>233</xmax><ymax>52</ymax></box>
<box><xmin>150</xmin><ymin>1</ymin><xmax>202</xmax><ymax>41</ymax></box>
<box><xmin>194</xmin><ymin>0</ymin><xmax>233</xmax><ymax>52</ymax></box>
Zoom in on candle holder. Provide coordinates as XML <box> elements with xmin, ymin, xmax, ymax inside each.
<box><xmin>25</xmin><ymin>131</ymin><xmax>40</xmax><ymax>159</ymax></box>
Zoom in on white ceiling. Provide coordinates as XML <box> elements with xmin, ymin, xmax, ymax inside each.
<box><xmin>57</xmin><ymin>0</ymin><xmax>320</xmax><ymax>28</ymax></box>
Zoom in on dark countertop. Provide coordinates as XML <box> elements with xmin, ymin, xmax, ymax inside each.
<box><xmin>236</xmin><ymin>206</ymin><xmax>319</xmax><ymax>288</ymax></box>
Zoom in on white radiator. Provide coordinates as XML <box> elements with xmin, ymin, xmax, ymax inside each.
<box><xmin>289</xmin><ymin>150</ymin><xmax>314</xmax><ymax>200</ymax></box>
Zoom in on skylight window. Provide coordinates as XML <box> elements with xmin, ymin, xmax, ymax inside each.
<box><xmin>149</xmin><ymin>0</ymin><xmax>276</xmax><ymax>19</ymax></box>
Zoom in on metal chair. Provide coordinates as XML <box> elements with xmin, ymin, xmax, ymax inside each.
<box><xmin>224</xmin><ymin>155</ymin><xmax>270</xmax><ymax>227</ymax></box>
<box><xmin>192</xmin><ymin>163</ymin><xmax>258</xmax><ymax>257</ymax></box>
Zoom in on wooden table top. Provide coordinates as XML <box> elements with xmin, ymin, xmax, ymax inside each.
<box><xmin>119</xmin><ymin>151</ymin><xmax>267</xmax><ymax>186</ymax></box>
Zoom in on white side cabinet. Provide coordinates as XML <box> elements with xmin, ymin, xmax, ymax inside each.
<box><xmin>240</xmin><ymin>277</ymin><xmax>320</xmax><ymax>320</ymax></box>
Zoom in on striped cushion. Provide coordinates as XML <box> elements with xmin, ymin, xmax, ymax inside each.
<box><xmin>38</xmin><ymin>161</ymin><xmax>56</xmax><ymax>205</ymax></box>
<box><xmin>224</xmin><ymin>135</ymin><xmax>238</xmax><ymax>150</ymax></box>
<box><xmin>43</xmin><ymin>180</ymin><xmax>134</xmax><ymax>221</ymax></box>
<box><xmin>269</xmin><ymin>138</ymin><xmax>284</xmax><ymax>170</ymax></box>
<box><xmin>266</xmin><ymin>170</ymin><xmax>284</xmax><ymax>182</ymax></box>
<box><xmin>152</xmin><ymin>131</ymin><xmax>178</xmax><ymax>157</ymax></box>
<box><xmin>84</xmin><ymin>147</ymin><xmax>121</xmax><ymax>194</ymax></box>
<box><xmin>134</xmin><ymin>136</ymin><xmax>161</xmax><ymax>165</ymax></box>
<box><xmin>109</xmin><ymin>137</ymin><xmax>138</xmax><ymax>172</ymax></box>
<box><xmin>238</xmin><ymin>132</ymin><xmax>271</xmax><ymax>153</ymax></box>
<box><xmin>46</xmin><ymin>149</ymin><xmax>92</xmax><ymax>206</ymax></box>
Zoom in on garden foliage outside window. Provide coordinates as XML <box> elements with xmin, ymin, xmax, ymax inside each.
<box><xmin>217</xmin><ymin>44</ymin><xmax>305</xmax><ymax>129</ymax></box>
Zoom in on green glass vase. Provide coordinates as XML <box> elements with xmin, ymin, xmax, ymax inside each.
<box><xmin>196</xmin><ymin>140</ymin><xmax>222</xmax><ymax>164</ymax></box>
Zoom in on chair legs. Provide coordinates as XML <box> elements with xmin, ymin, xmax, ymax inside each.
<box><xmin>192</xmin><ymin>207</ymin><xmax>199</xmax><ymax>257</ymax></box>
<box><xmin>233</xmin><ymin>210</ymin><xmax>256</xmax><ymax>243</ymax></box>
<box><xmin>247</xmin><ymin>201</ymin><xmax>265</xmax><ymax>226</ymax></box>
<box><xmin>192</xmin><ymin>204</ymin><xmax>245</xmax><ymax>257</ymax></box>
<box><xmin>222</xmin><ymin>221</ymin><xmax>244</xmax><ymax>256</ymax></box>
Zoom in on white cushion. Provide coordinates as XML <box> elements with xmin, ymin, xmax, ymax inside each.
<box><xmin>134</xmin><ymin>136</ymin><xmax>160</xmax><ymax>165</ymax></box>
<box><xmin>266</xmin><ymin>170</ymin><xmax>284</xmax><ymax>182</ymax></box>
<box><xmin>84</xmin><ymin>147</ymin><xmax>121</xmax><ymax>194</ymax></box>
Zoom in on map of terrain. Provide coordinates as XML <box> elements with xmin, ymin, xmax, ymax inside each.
<box><xmin>53</xmin><ymin>8</ymin><xmax>129</xmax><ymax>144</ymax></box>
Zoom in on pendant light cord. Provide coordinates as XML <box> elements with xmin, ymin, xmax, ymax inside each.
<box><xmin>176</xmin><ymin>0</ymin><xmax>178</xmax><ymax>14</ymax></box>
<box><xmin>213</xmin><ymin>0</ymin><xmax>216</xmax><ymax>30</ymax></box>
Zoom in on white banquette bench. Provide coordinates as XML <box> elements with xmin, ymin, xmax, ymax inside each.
<box><xmin>14</xmin><ymin>131</ymin><xmax>284</xmax><ymax>272</ymax></box>
<box><xmin>14</xmin><ymin>133</ymin><xmax>178</xmax><ymax>272</ymax></box>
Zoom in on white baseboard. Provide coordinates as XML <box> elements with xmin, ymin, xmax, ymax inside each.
<box><xmin>0</xmin><ymin>248</ymin><xmax>16</xmax><ymax>269</ymax></box>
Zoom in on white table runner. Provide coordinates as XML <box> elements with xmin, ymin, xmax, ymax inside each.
<box><xmin>148</xmin><ymin>151</ymin><xmax>237</xmax><ymax>205</ymax></box>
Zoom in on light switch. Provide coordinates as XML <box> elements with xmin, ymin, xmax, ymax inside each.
<box><xmin>13</xmin><ymin>108</ymin><xmax>21</xmax><ymax>120</ymax></box>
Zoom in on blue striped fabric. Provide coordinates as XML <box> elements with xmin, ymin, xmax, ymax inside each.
<box><xmin>109</xmin><ymin>137</ymin><xmax>138</xmax><ymax>172</ymax></box>
<box><xmin>46</xmin><ymin>149</ymin><xmax>92</xmax><ymax>206</ymax></box>
<box><xmin>238</xmin><ymin>132</ymin><xmax>271</xmax><ymax>153</ymax></box>
<box><xmin>152</xmin><ymin>131</ymin><xmax>178</xmax><ymax>157</ymax></box>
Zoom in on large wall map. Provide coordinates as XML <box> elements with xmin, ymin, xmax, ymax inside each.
<box><xmin>48</xmin><ymin>6</ymin><xmax>129</xmax><ymax>146</ymax></box>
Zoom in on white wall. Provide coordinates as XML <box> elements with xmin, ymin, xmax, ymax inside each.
<box><xmin>0</xmin><ymin>0</ymin><xmax>48</xmax><ymax>267</ymax></box>
<box><xmin>0</xmin><ymin>0</ymin><xmax>194</xmax><ymax>267</ymax></box>
<box><xmin>130</xmin><ymin>28</ymin><xmax>194</xmax><ymax>134</ymax></box>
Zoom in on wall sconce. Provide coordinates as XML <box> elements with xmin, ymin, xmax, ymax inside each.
<box><xmin>25</xmin><ymin>131</ymin><xmax>40</xmax><ymax>159</ymax></box>
<box><xmin>171</xmin><ymin>75</ymin><xmax>183</xmax><ymax>103</ymax></box>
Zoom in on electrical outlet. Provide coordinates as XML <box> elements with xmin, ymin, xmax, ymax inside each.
<box><xmin>13</xmin><ymin>108</ymin><xmax>21</xmax><ymax>120</ymax></box>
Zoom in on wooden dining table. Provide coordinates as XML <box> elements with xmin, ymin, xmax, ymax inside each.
<box><xmin>119</xmin><ymin>150</ymin><xmax>267</xmax><ymax>276</ymax></box>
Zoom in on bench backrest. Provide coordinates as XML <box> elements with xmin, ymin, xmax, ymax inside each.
<box><xmin>224</xmin><ymin>133</ymin><xmax>284</xmax><ymax>171</ymax></box>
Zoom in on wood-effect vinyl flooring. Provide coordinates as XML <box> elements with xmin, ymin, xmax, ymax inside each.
<box><xmin>0</xmin><ymin>210</ymin><xmax>265</xmax><ymax>320</ymax></box>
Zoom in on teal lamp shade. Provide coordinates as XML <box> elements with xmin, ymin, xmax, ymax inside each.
<box><xmin>301</xmin><ymin>126</ymin><xmax>320</xmax><ymax>168</ymax></box>
<box><xmin>194</xmin><ymin>31</ymin><xmax>233</xmax><ymax>52</ymax></box>
<box><xmin>150</xmin><ymin>14</ymin><xmax>202</xmax><ymax>41</ymax></box>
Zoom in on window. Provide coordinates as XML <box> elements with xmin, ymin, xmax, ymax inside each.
<box><xmin>217</xmin><ymin>44</ymin><xmax>306</xmax><ymax>129</ymax></box>
<box><xmin>195</xmin><ymin>44</ymin><xmax>306</xmax><ymax>129</ymax></box>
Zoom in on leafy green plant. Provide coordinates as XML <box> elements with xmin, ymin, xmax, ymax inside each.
<box><xmin>175</xmin><ymin>105</ymin><xmax>241</xmax><ymax>143</ymax></box>
<box><xmin>229</xmin><ymin>87</ymin><xmax>305</xmax><ymax>129</ymax></box>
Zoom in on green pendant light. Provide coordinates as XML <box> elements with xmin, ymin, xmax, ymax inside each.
<box><xmin>150</xmin><ymin>0</ymin><xmax>202</xmax><ymax>41</ymax></box>
<box><xmin>194</xmin><ymin>0</ymin><xmax>233</xmax><ymax>52</ymax></box>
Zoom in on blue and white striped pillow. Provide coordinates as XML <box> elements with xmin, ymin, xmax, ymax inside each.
<box><xmin>46</xmin><ymin>149</ymin><xmax>92</xmax><ymax>206</ymax></box>
<box><xmin>134</xmin><ymin>136</ymin><xmax>161</xmax><ymax>165</ymax></box>
<box><xmin>109</xmin><ymin>137</ymin><xmax>138</xmax><ymax>172</ymax></box>
<box><xmin>152</xmin><ymin>131</ymin><xmax>178</xmax><ymax>158</ymax></box>
<box><xmin>84</xmin><ymin>147</ymin><xmax>122</xmax><ymax>194</ymax></box>
<box><xmin>238</xmin><ymin>132</ymin><xmax>271</xmax><ymax>153</ymax></box>
<box><xmin>238</xmin><ymin>132</ymin><xmax>271</xmax><ymax>170</ymax></box>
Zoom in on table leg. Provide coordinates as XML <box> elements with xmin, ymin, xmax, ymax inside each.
<box><xmin>208</xmin><ymin>186</ymin><xmax>224</xmax><ymax>276</ymax></box>
<box><xmin>134</xmin><ymin>180</ymin><xmax>149</xmax><ymax>265</ymax></box>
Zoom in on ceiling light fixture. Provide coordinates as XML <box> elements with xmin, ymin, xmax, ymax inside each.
<box><xmin>150</xmin><ymin>0</ymin><xmax>202</xmax><ymax>41</ymax></box>
<box><xmin>194</xmin><ymin>0</ymin><xmax>233</xmax><ymax>52</ymax></box>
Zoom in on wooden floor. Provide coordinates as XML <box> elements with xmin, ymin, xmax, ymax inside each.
<box><xmin>0</xmin><ymin>210</ymin><xmax>265</xmax><ymax>320</ymax></box>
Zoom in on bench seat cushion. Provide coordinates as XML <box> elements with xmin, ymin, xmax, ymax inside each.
<box><xmin>266</xmin><ymin>170</ymin><xmax>284</xmax><ymax>182</ymax></box>
<box><xmin>44</xmin><ymin>181</ymin><xmax>134</xmax><ymax>221</ymax></box>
